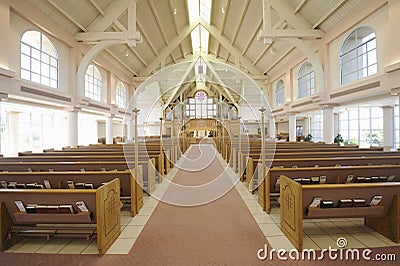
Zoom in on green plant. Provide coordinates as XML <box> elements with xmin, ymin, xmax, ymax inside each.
<box><xmin>334</xmin><ymin>133</ymin><xmax>343</xmax><ymax>144</ymax></box>
<box><xmin>304</xmin><ymin>134</ymin><xmax>313</xmax><ymax>142</ymax></box>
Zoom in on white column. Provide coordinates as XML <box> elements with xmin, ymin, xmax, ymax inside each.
<box><xmin>303</xmin><ymin>117</ymin><xmax>310</xmax><ymax>136</ymax></box>
<box><xmin>334</xmin><ymin>113</ymin><xmax>339</xmax><ymax>137</ymax></box>
<box><xmin>126</xmin><ymin>116</ymin><xmax>133</xmax><ymax>142</ymax></box>
<box><xmin>322</xmin><ymin>106</ymin><xmax>334</xmax><ymax>144</ymax></box>
<box><xmin>67</xmin><ymin>109</ymin><xmax>78</xmax><ymax>148</ymax></box>
<box><xmin>106</xmin><ymin>116</ymin><xmax>113</xmax><ymax>144</ymax></box>
<box><xmin>269</xmin><ymin>115</ymin><xmax>276</xmax><ymax>139</ymax></box>
<box><xmin>8</xmin><ymin>111</ymin><xmax>19</xmax><ymax>156</ymax></box>
<box><xmin>382</xmin><ymin>106</ymin><xmax>394</xmax><ymax>151</ymax></box>
<box><xmin>288</xmin><ymin>114</ymin><xmax>296</xmax><ymax>142</ymax></box>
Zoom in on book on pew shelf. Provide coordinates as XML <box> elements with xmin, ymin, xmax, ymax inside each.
<box><xmin>311</xmin><ymin>176</ymin><xmax>320</xmax><ymax>184</ymax></box>
<box><xmin>294</xmin><ymin>178</ymin><xmax>302</xmax><ymax>183</ymax></box>
<box><xmin>16</xmin><ymin>183</ymin><xmax>26</xmax><ymax>189</ymax></box>
<box><xmin>309</xmin><ymin>197</ymin><xmax>322</xmax><ymax>208</ymax></box>
<box><xmin>80</xmin><ymin>168</ymin><xmax>85</xmax><ymax>172</ymax></box>
<box><xmin>84</xmin><ymin>183</ymin><xmax>94</xmax><ymax>189</ymax></box>
<box><xmin>76</xmin><ymin>201</ymin><xmax>89</xmax><ymax>212</ymax></box>
<box><xmin>43</xmin><ymin>180</ymin><xmax>51</xmax><ymax>189</ymax></box>
<box><xmin>371</xmin><ymin>176</ymin><xmax>380</xmax><ymax>182</ymax></box>
<box><xmin>100</xmin><ymin>168</ymin><xmax>106</xmax><ymax>172</ymax></box>
<box><xmin>320</xmin><ymin>200</ymin><xmax>334</xmax><ymax>208</ymax></box>
<box><xmin>276</xmin><ymin>177</ymin><xmax>280</xmax><ymax>184</ymax></box>
<box><xmin>335</xmin><ymin>164</ymin><xmax>341</xmax><ymax>167</ymax></box>
<box><xmin>292</xmin><ymin>165</ymin><xmax>298</xmax><ymax>168</ymax></box>
<box><xmin>15</xmin><ymin>201</ymin><xmax>26</xmax><ymax>212</ymax></box>
<box><xmin>26</xmin><ymin>183</ymin><xmax>37</xmax><ymax>189</ymax></box>
<box><xmin>25</xmin><ymin>204</ymin><xmax>37</xmax><ymax>213</ymax></box>
<box><xmin>75</xmin><ymin>183</ymin><xmax>85</xmax><ymax>189</ymax></box>
<box><xmin>49</xmin><ymin>169</ymin><xmax>54</xmax><ymax>172</ymax></box>
<box><xmin>301</xmin><ymin>178</ymin><xmax>311</xmax><ymax>184</ymax></box>
<box><xmin>7</xmin><ymin>182</ymin><xmax>17</xmax><ymax>189</ymax></box>
<box><xmin>319</xmin><ymin>176</ymin><xmax>327</xmax><ymax>184</ymax></box>
<box><xmin>356</xmin><ymin>176</ymin><xmax>365</xmax><ymax>183</ymax></box>
<box><xmin>369</xmin><ymin>195</ymin><xmax>383</xmax><ymax>206</ymax></box>
<box><xmin>1</xmin><ymin>180</ymin><xmax>8</xmax><ymax>188</ymax></box>
<box><xmin>27</xmin><ymin>168</ymin><xmax>32</xmax><ymax>172</ymax></box>
<box><xmin>47</xmin><ymin>205</ymin><xmax>59</xmax><ymax>214</ymax></box>
<box><xmin>338</xmin><ymin>199</ymin><xmax>353</xmax><ymax>208</ymax></box>
<box><xmin>314</xmin><ymin>165</ymin><xmax>319</xmax><ymax>168</ymax></box>
<box><xmin>35</xmin><ymin>205</ymin><xmax>48</xmax><ymax>213</ymax></box>
<box><xmin>67</xmin><ymin>181</ymin><xmax>75</xmax><ymax>189</ymax></box>
<box><xmin>58</xmin><ymin>205</ymin><xmax>74</xmax><ymax>214</ymax></box>
<box><xmin>35</xmin><ymin>184</ymin><xmax>44</xmax><ymax>189</ymax></box>
<box><xmin>345</xmin><ymin>175</ymin><xmax>354</xmax><ymax>183</ymax></box>
<box><xmin>387</xmin><ymin>175</ymin><xmax>396</xmax><ymax>182</ymax></box>
<box><xmin>352</xmin><ymin>198</ymin><xmax>367</xmax><ymax>207</ymax></box>
<box><xmin>368</xmin><ymin>163</ymin><xmax>373</xmax><ymax>166</ymax></box>
<box><xmin>379</xmin><ymin>176</ymin><xmax>388</xmax><ymax>181</ymax></box>
<box><xmin>364</xmin><ymin>177</ymin><xmax>372</xmax><ymax>183</ymax></box>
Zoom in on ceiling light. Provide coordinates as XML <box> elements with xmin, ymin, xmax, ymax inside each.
<box><xmin>270</xmin><ymin>47</ymin><xmax>277</xmax><ymax>54</ymax></box>
<box><xmin>221</xmin><ymin>7</ymin><xmax>225</xmax><ymax>14</ymax></box>
<box><xmin>173</xmin><ymin>8</ymin><xmax>177</xmax><ymax>15</ymax></box>
<box><xmin>125</xmin><ymin>49</ymin><xmax>129</xmax><ymax>57</ymax></box>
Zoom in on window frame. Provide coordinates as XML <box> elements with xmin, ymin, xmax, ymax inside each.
<box><xmin>84</xmin><ymin>64</ymin><xmax>103</xmax><ymax>102</ymax></box>
<box><xmin>275</xmin><ymin>79</ymin><xmax>285</xmax><ymax>107</ymax></box>
<box><xmin>298</xmin><ymin>62</ymin><xmax>315</xmax><ymax>99</ymax></box>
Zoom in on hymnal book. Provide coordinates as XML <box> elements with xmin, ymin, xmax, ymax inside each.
<box><xmin>27</xmin><ymin>168</ymin><xmax>32</xmax><ymax>172</ymax></box>
<box><xmin>379</xmin><ymin>176</ymin><xmax>388</xmax><ymax>181</ymax></box>
<box><xmin>387</xmin><ymin>175</ymin><xmax>396</xmax><ymax>182</ymax></box>
<box><xmin>35</xmin><ymin>205</ymin><xmax>48</xmax><ymax>213</ymax></box>
<box><xmin>47</xmin><ymin>205</ymin><xmax>59</xmax><ymax>214</ymax></box>
<box><xmin>16</xmin><ymin>183</ymin><xmax>26</xmax><ymax>189</ymax></box>
<box><xmin>26</xmin><ymin>183</ymin><xmax>37</xmax><ymax>189</ymax></box>
<box><xmin>369</xmin><ymin>195</ymin><xmax>383</xmax><ymax>206</ymax></box>
<box><xmin>15</xmin><ymin>201</ymin><xmax>26</xmax><ymax>212</ymax></box>
<box><xmin>314</xmin><ymin>165</ymin><xmax>319</xmax><ymax>168</ymax></box>
<box><xmin>364</xmin><ymin>177</ymin><xmax>372</xmax><ymax>183</ymax></box>
<box><xmin>49</xmin><ymin>169</ymin><xmax>54</xmax><ymax>172</ymax></box>
<box><xmin>345</xmin><ymin>175</ymin><xmax>354</xmax><ymax>183</ymax></box>
<box><xmin>294</xmin><ymin>178</ymin><xmax>302</xmax><ymax>183</ymax></box>
<box><xmin>44</xmin><ymin>180</ymin><xmax>51</xmax><ymax>189</ymax></box>
<box><xmin>311</xmin><ymin>176</ymin><xmax>319</xmax><ymax>184</ymax></box>
<box><xmin>352</xmin><ymin>198</ymin><xmax>367</xmax><ymax>207</ymax></box>
<box><xmin>1</xmin><ymin>180</ymin><xmax>8</xmax><ymax>188</ymax></box>
<box><xmin>7</xmin><ymin>182</ymin><xmax>17</xmax><ymax>189</ymax></box>
<box><xmin>320</xmin><ymin>200</ymin><xmax>334</xmax><ymax>208</ymax></box>
<box><xmin>59</xmin><ymin>205</ymin><xmax>74</xmax><ymax>214</ymax></box>
<box><xmin>67</xmin><ymin>181</ymin><xmax>75</xmax><ymax>189</ymax></box>
<box><xmin>292</xmin><ymin>165</ymin><xmax>298</xmax><ymax>168</ymax></box>
<box><xmin>309</xmin><ymin>197</ymin><xmax>322</xmax><ymax>208</ymax></box>
<box><xmin>301</xmin><ymin>178</ymin><xmax>311</xmax><ymax>184</ymax></box>
<box><xmin>335</xmin><ymin>164</ymin><xmax>341</xmax><ymax>167</ymax></box>
<box><xmin>75</xmin><ymin>183</ymin><xmax>85</xmax><ymax>189</ymax></box>
<box><xmin>26</xmin><ymin>204</ymin><xmax>37</xmax><ymax>213</ymax></box>
<box><xmin>356</xmin><ymin>176</ymin><xmax>365</xmax><ymax>183</ymax></box>
<box><xmin>84</xmin><ymin>183</ymin><xmax>94</xmax><ymax>189</ymax></box>
<box><xmin>80</xmin><ymin>168</ymin><xmax>85</xmax><ymax>172</ymax></box>
<box><xmin>101</xmin><ymin>168</ymin><xmax>106</xmax><ymax>172</ymax></box>
<box><xmin>319</xmin><ymin>176</ymin><xmax>327</xmax><ymax>184</ymax></box>
<box><xmin>371</xmin><ymin>176</ymin><xmax>379</xmax><ymax>182</ymax></box>
<box><xmin>338</xmin><ymin>199</ymin><xmax>353</xmax><ymax>208</ymax></box>
<box><xmin>76</xmin><ymin>201</ymin><xmax>89</xmax><ymax>212</ymax></box>
<box><xmin>35</xmin><ymin>184</ymin><xmax>44</xmax><ymax>189</ymax></box>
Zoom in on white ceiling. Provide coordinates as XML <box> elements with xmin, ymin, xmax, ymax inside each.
<box><xmin>28</xmin><ymin>0</ymin><xmax>365</xmax><ymax>77</ymax></box>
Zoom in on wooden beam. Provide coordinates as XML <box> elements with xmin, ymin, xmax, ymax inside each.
<box><xmin>137</xmin><ymin>21</ymin><xmax>159</xmax><ymax>56</ymax></box>
<box><xmin>168</xmin><ymin>0</ymin><xmax>180</xmax><ymax>35</ymax></box>
<box><xmin>200</xmin><ymin>18</ymin><xmax>260</xmax><ymax>74</ymax></box>
<box><xmin>258</xmin><ymin>29</ymin><xmax>324</xmax><ymax>39</ymax></box>
<box><xmin>264</xmin><ymin>46</ymin><xmax>295</xmax><ymax>74</ymax></box>
<box><xmin>140</xmin><ymin>18</ymin><xmax>200</xmax><ymax>76</ymax></box>
<box><xmin>47</xmin><ymin>0</ymin><xmax>86</xmax><ymax>31</ymax></box>
<box><xmin>148</xmin><ymin>0</ymin><xmax>169</xmax><ymax>45</ymax></box>
<box><xmin>104</xmin><ymin>48</ymin><xmax>138</xmax><ymax>76</ymax></box>
<box><xmin>231</xmin><ymin>0</ymin><xmax>250</xmax><ymax>45</ymax></box>
<box><xmin>86</xmin><ymin>0</ymin><xmax>128</xmax><ymax>32</ymax></box>
<box><xmin>87</xmin><ymin>0</ymin><xmax>105</xmax><ymax>16</ymax></box>
<box><xmin>242</xmin><ymin>18</ymin><xmax>262</xmax><ymax>55</ymax></box>
<box><xmin>312</xmin><ymin>0</ymin><xmax>347</xmax><ymax>29</ymax></box>
<box><xmin>220</xmin><ymin>0</ymin><xmax>231</xmax><ymax>33</ymax></box>
<box><xmin>293</xmin><ymin>0</ymin><xmax>308</xmax><ymax>14</ymax></box>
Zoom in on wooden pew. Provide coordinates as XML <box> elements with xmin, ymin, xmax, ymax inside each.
<box><xmin>280</xmin><ymin>175</ymin><xmax>400</xmax><ymax>250</ymax></box>
<box><xmin>0</xmin><ymin>178</ymin><xmax>121</xmax><ymax>255</ymax></box>
<box><xmin>245</xmin><ymin>155</ymin><xmax>400</xmax><ymax>192</ymax></box>
<box><xmin>259</xmin><ymin>165</ymin><xmax>400</xmax><ymax>213</ymax></box>
<box><xmin>0</xmin><ymin>170</ymin><xmax>143</xmax><ymax>216</ymax></box>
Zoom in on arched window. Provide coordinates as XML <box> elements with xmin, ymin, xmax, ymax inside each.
<box><xmin>20</xmin><ymin>30</ymin><xmax>59</xmax><ymax>88</ymax></box>
<box><xmin>298</xmin><ymin>62</ymin><xmax>315</xmax><ymax>99</ymax></box>
<box><xmin>84</xmin><ymin>64</ymin><xmax>102</xmax><ymax>102</ymax></box>
<box><xmin>116</xmin><ymin>81</ymin><xmax>127</xmax><ymax>108</ymax></box>
<box><xmin>185</xmin><ymin>90</ymin><xmax>216</xmax><ymax>119</ymax></box>
<box><xmin>275</xmin><ymin>79</ymin><xmax>285</xmax><ymax>107</ymax></box>
<box><xmin>340</xmin><ymin>27</ymin><xmax>377</xmax><ymax>85</ymax></box>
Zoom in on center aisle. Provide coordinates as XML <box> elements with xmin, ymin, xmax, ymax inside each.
<box><xmin>128</xmin><ymin>144</ymin><xmax>268</xmax><ymax>265</ymax></box>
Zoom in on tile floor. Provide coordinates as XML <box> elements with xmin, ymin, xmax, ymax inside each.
<box><xmin>4</xmin><ymin>147</ymin><xmax>399</xmax><ymax>254</ymax></box>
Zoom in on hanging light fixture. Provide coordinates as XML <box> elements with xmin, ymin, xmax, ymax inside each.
<box><xmin>172</xmin><ymin>0</ymin><xmax>177</xmax><ymax>15</ymax></box>
<box><xmin>221</xmin><ymin>7</ymin><xmax>225</xmax><ymax>14</ymax></box>
<box><xmin>125</xmin><ymin>48</ymin><xmax>129</xmax><ymax>57</ymax></box>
